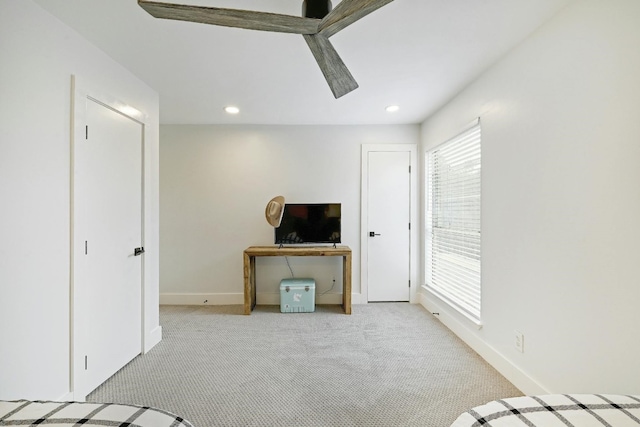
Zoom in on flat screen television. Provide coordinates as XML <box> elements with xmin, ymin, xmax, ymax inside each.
<box><xmin>275</xmin><ymin>203</ymin><xmax>341</xmax><ymax>245</ymax></box>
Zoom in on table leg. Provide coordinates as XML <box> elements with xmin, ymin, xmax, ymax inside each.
<box><xmin>243</xmin><ymin>253</ymin><xmax>251</xmax><ymax>315</ymax></box>
<box><xmin>250</xmin><ymin>256</ymin><xmax>256</xmax><ymax>311</ymax></box>
<box><xmin>343</xmin><ymin>253</ymin><xmax>352</xmax><ymax>314</ymax></box>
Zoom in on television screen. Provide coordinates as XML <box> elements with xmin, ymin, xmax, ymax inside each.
<box><xmin>275</xmin><ymin>203</ymin><xmax>341</xmax><ymax>244</ymax></box>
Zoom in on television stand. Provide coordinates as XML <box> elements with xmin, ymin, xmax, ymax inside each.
<box><xmin>243</xmin><ymin>245</ymin><xmax>352</xmax><ymax>315</ymax></box>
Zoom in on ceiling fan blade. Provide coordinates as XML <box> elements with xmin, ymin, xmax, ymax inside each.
<box><xmin>319</xmin><ymin>0</ymin><xmax>394</xmax><ymax>38</ymax></box>
<box><xmin>303</xmin><ymin>34</ymin><xmax>358</xmax><ymax>99</ymax></box>
<box><xmin>138</xmin><ymin>0</ymin><xmax>320</xmax><ymax>34</ymax></box>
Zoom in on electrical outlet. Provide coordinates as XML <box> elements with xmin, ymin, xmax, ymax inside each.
<box><xmin>515</xmin><ymin>330</ymin><xmax>524</xmax><ymax>353</ymax></box>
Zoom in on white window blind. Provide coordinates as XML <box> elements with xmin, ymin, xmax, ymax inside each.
<box><xmin>426</xmin><ymin>122</ymin><xmax>481</xmax><ymax>322</ymax></box>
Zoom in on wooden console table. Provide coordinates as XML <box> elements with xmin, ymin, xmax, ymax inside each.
<box><xmin>243</xmin><ymin>245</ymin><xmax>352</xmax><ymax>315</ymax></box>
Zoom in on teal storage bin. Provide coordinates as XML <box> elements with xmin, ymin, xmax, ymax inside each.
<box><xmin>280</xmin><ymin>278</ymin><xmax>315</xmax><ymax>313</ymax></box>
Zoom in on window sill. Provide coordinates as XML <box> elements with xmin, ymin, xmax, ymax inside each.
<box><xmin>422</xmin><ymin>285</ymin><xmax>483</xmax><ymax>329</ymax></box>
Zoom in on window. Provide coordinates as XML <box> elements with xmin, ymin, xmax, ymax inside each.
<box><xmin>425</xmin><ymin>121</ymin><xmax>481</xmax><ymax>323</ymax></box>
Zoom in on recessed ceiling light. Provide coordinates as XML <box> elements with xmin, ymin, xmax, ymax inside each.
<box><xmin>385</xmin><ymin>105</ymin><xmax>400</xmax><ymax>113</ymax></box>
<box><xmin>224</xmin><ymin>106</ymin><xmax>240</xmax><ymax>114</ymax></box>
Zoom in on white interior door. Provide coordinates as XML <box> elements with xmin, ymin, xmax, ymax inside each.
<box><xmin>367</xmin><ymin>151</ymin><xmax>411</xmax><ymax>302</ymax></box>
<box><xmin>74</xmin><ymin>97</ymin><xmax>143</xmax><ymax>396</ymax></box>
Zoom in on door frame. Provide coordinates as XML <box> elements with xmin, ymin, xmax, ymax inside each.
<box><xmin>70</xmin><ymin>75</ymin><xmax>150</xmax><ymax>399</ymax></box>
<box><xmin>361</xmin><ymin>144</ymin><xmax>418</xmax><ymax>304</ymax></box>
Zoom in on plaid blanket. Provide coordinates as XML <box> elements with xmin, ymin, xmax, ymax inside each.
<box><xmin>0</xmin><ymin>400</ymin><xmax>194</xmax><ymax>426</ymax></box>
<box><xmin>450</xmin><ymin>394</ymin><xmax>640</xmax><ymax>426</ymax></box>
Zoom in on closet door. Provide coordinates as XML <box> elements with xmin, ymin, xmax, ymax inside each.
<box><xmin>366</xmin><ymin>150</ymin><xmax>411</xmax><ymax>302</ymax></box>
<box><xmin>74</xmin><ymin>96</ymin><xmax>143</xmax><ymax>397</ymax></box>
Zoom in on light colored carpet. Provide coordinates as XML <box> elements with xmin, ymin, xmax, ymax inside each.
<box><xmin>88</xmin><ymin>303</ymin><xmax>521</xmax><ymax>427</ymax></box>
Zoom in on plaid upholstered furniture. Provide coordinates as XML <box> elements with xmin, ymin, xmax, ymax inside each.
<box><xmin>0</xmin><ymin>400</ymin><xmax>194</xmax><ymax>426</ymax></box>
<box><xmin>451</xmin><ymin>394</ymin><xmax>640</xmax><ymax>427</ymax></box>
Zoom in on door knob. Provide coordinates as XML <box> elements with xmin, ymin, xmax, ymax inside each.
<box><xmin>134</xmin><ymin>247</ymin><xmax>145</xmax><ymax>256</ymax></box>
<box><xmin>369</xmin><ymin>232</ymin><xmax>381</xmax><ymax>237</ymax></box>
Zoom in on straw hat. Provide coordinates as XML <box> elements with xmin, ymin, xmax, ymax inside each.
<box><xmin>265</xmin><ymin>196</ymin><xmax>285</xmax><ymax>227</ymax></box>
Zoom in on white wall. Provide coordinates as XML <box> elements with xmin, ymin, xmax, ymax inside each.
<box><xmin>160</xmin><ymin>125</ymin><xmax>419</xmax><ymax>305</ymax></box>
<box><xmin>420</xmin><ymin>0</ymin><xmax>640</xmax><ymax>394</ymax></box>
<box><xmin>0</xmin><ymin>0</ymin><xmax>160</xmax><ymax>400</ymax></box>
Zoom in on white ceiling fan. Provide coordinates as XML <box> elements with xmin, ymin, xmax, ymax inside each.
<box><xmin>137</xmin><ymin>0</ymin><xmax>395</xmax><ymax>98</ymax></box>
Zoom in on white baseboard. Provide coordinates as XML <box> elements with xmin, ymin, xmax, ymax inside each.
<box><xmin>160</xmin><ymin>293</ymin><xmax>243</xmax><ymax>305</ymax></box>
<box><xmin>257</xmin><ymin>292</ymin><xmax>347</xmax><ymax>305</ymax></box>
<box><xmin>350</xmin><ymin>292</ymin><xmax>362</xmax><ymax>305</ymax></box>
<box><xmin>417</xmin><ymin>292</ymin><xmax>549</xmax><ymax>395</ymax></box>
<box><xmin>160</xmin><ymin>292</ymin><xmax>361</xmax><ymax>306</ymax></box>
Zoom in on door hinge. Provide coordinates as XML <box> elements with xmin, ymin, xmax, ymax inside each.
<box><xmin>409</xmin><ymin>280</ymin><xmax>411</xmax><ymax>288</ymax></box>
<box><xmin>85</xmin><ymin>125</ymin><xmax>88</xmax><ymax>140</ymax></box>
<box><xmin>409</xmin><ymin>165</ymin><xmax>411</xmax><ymax>173</ymax></box>
<box><xmin>408</xmin><ymin>223</ymin><xmax>411</xmax><ymax>230</ymax></box>
<box><xmin>84</xmin><ymin>241</ymin><xmax>88</xmax><ymax>255</ymax></box>
<box><xmin>84</xmin><ymin>355</ymin><xmax>88</xmax><ymax>370</ymax></box>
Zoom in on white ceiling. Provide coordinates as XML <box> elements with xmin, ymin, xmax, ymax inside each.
<box><xmin>33</xmin><ymin>0</ymin><xmax>572</xmax><ymax>125</ymax></box>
